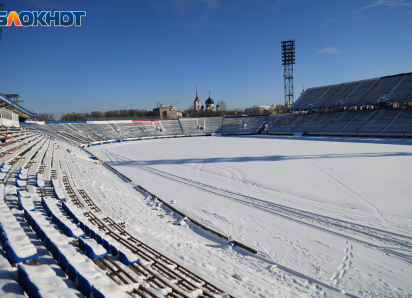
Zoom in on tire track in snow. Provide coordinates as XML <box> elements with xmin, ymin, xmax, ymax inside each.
<box><xmin>280</xmin><ymin>142</ymin><xmax>386</xmax><ymax>224</ymax></box>
<box><xmin>118</xmin><ymin>147</ymin><xmax>348</xmax><ymax>216</ymax></box>
<box><xmin>103</xmin><ymin>151</ymin><xmax>412</xmax><ymax>264</ymax></box>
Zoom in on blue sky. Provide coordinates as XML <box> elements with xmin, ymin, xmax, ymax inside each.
<box><xmin>0</xmin><ymin>0</ymin><xmax>411</xmax><ymax>116</ymax></box>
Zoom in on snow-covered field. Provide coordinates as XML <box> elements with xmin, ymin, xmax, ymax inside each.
<box><xmin>90</xmin><ymin>135</ymin><xmax>412</xmax><ymax>297</ymax></box>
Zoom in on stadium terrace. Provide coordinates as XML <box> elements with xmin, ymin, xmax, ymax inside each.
<box><xmin>0</xmin><ymin>31</ymin><xmax>411</xmax><ymax>297</ymax></box>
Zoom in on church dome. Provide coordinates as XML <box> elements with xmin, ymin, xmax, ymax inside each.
<box><xmin>206</xmin><ymin>97</ymin><xmax>214</xmax><ymax>104</ymax></box>
<box><xmin>206</xmin><ymin>92</ymin><xmax>214</xmax><ymax>105</ymax></box>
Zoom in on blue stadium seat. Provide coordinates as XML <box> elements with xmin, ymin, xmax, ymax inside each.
<box><xmin>110</xmin><ymin>243</ymin><xmax>119</xmax><ymax>256</ymax></box>
<box><xmin>27</xmin><ymin>275</ymin><xmax>68</xmax><ymax>298</ymax></box>
<box><xmin>86</xmin><ymin>243</ymin><xmax>108</xmax><ymax>260</ymax></box>
<box><xmin>17</xmin><ymin>264</ymin><xmax>56</xmax><ymax>292</ymax></box>
<box><xmin>37</xmin><ymin>289</ymin><xmax>80</xmax><ymax>298</ymax></box>
<box><xmin>4</xmin><ymin>240</ymin><xmax>39</xmax><ymax>266</ymax></box>
<box><xmin>66</xmin><ymin>260</ymin><xmax>97</xmax><ymax>281</ymax></box>
<box><xmin>77</xmin><ymin>271</ymin><xmax>112</xmax><ymax>297</ymax></box>
<box><xmin>92</xmin><ymin>284</ymin><xmax>131</xmax><ymax>298</ymax></box>
<box><xmin>118</xmin><ymin>249</ymin><xmax>139</xmax><ymax>266</ymax></box>
<box><xmin>58</xmin><ymin>250</ymin><xmax>86</xmax><ymax>273</ymax></box>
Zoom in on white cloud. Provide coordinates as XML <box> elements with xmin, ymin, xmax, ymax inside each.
<box><xmin>357</xmin><ymin>0</ymin><xmax>412</xmax><ymax>12</ymax></box>
<box><xmin>317</xmin><ymin>47</ymin><xmax>341</xmax><ymax>54</ymax></box>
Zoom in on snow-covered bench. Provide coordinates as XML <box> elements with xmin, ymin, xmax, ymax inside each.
<box><xmin>0</xmin><ymin>184</ymin><xmax>5</xmax><ymax>200</ymax></box>
<box><xmin>91</xmin><ymin>284</ymin><xmax>131</xmax><ymax>298</ymax></box>
<box><xmin>17</xmin><ymin>264</ymin><xmax>55</xmax><ymax>293</ymax></box>
<box><xmin>0</xmin><ymin>201</ymin><xmax>39</xmax><ymax>267</ymax></box>
<box><xmin>16</xmin><ymin>178</ymin><xmax>27</xmax><ymax>189</ymax></box>
<box><xmin>51</xmin><ymin>178</ymin><xmax>68</xmax><ymax>201</ymax></box>
<box><xmin>36</xmin><ymin>173</ymin><xmax>45</xmax><ymax>188</ymax></box>
<box><xmin>63</xmin><ymin>202</ymin><xmax>139</xmax><ymax>266</ymax></box>
<box><xmin>0</xmin><ymin>250</ymin><xmax>25</xmax><ymax>297</ymax></box>
<box><xmin>24</xmin><ymin>205</ymin><xmax>103</xmax><ymax>289</ymax></box>
<box><xmin>0</xmin><ymin>172</ymin><xmax>6</xmax><ymax>183</ymax></box>
<box><xmin>77</xmin><ymin>271</ymin><xmax>113</xmax><ymax>297</ymax></box>
<box><xmin>17</xmin><ymin>172</ymin><xmax>28</xmax><ymax>180</ymax></box>
<box><xmin>41</xmin><ymin>197</ymin><xmax>85</xmax><ymax>239</ymax></box>
<box><xmin>27</xmin><ymin>272</ymin><xmax>69</xmax><ymax>298</ymax></box>
<box><xmin>1</xmin><ymin>163</ymin><xmax>12</xmax><ymax>173</ymax></box>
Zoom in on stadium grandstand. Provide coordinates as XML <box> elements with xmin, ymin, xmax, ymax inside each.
<box><xmin>0</xmin><ymin>127</ymin><xmax>236</xmax><ymax>297</ymax></box>
<box><xmin>21</xmin><ymin>72</ymin><xmax>412</xmax><ymax>145</ymax></box>
<box><xmin>1</xmin><ymin>71</ymin><xmax>411</xmax><ymax>298</ymax></box>
<box><xmin>0</xmin><ymin>93</ymin><xmax>37</xmax><ymax>127</ymax></box>
<box><xmin>290</xmin><ymin>72</ymin><xmax>412</xmax><ymax>111</ymax></box>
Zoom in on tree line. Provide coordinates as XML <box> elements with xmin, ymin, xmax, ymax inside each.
<box><xmin>36</xmin><ymin>109</ymin><xmax>150</xmax><ymax>121</ymax></box>
<box><xmin>36</xmin><ymin>104</ymin><xmax>285</xmax><ymax>121</ymax></box>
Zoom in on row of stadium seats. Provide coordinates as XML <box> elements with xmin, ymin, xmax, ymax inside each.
<box><xmin>1</xmin><ymin>127</ymin><xmax>245</xmax><ymax>297</ymax></box>
<box><xmin>53</xmin><ymin>137</ymin><xmax>233</xmax><ymax>297</ymax></box>
<box><xmin>179</xmin><ymin>117</ymin><xmax>223</xmax><ymax>134</ymax></box>
<box><xmin>291</xmin><ymin>73</ymin><xmax>412</xmax><ymax>111</ymax></box>
<box><xmin>1</xmin><ymin>133</ymin><xmax>132</xmax><ymax>297</ymax></box>
<box><xmin>22</xmin><ymin>106</ymin><xmax>412</xmax><ymax>143</ymax></box>
<box><xmin>0</xmin><ymin>135</ymin><xmax>78</xmax><ymax>298</ymax></box>
<box><xmin>0</xmin><ymin>249</ymin><xmax>26</xmax><ymax>297</ymax></box>
<box><xmin>32</xmin><ymin>116</ymin><xmax>266</xmax><ymax>141</ymax></box>
<box><xmin>264</xmin><ymin>107</ymin><xmax>412</xmax><ymax>136</ymax></box>
<box><xmin>1</xmin><ymin>190</ymin><xmax>39</xmax><ymax>267</ymax></box>
<box><xmin>0</xmin><ymin>134</ymin><xmax>47</xmax><ymax>297</ymax></box>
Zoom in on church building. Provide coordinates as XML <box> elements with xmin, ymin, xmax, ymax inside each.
<box><xmin>193</xmin><ymin>87</ymin><xmax>220</xmax><ymax>112</ymax></box>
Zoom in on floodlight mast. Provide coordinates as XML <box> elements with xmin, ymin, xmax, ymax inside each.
<box><xmin>281</xmin><ymin>40</ymin><xmax>295</xmax><ymax>113</ymax></box>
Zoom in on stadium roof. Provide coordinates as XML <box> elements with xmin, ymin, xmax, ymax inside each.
<box><xmin>290</xmin><ymin>72</ymin><xmax>412</xmax><ymax>111</ymax></box>
<box><xmin>0</xmin><ymin>93</ymin><xmax>37</xmax><ymax>119</ymax></box>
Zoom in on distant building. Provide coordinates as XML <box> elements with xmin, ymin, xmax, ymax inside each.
<box><xmin>205</xmin><ymin>91</ymin><xmax>214</xmax><ymax>111</ymax></box>
<box><xmin>152</xmin><ymin>104</ymin><xmax>182</xmax><ymax>118</ymax></box>
<box><xmin>193</xmin><ymin>88</ymin><xmax>216</xmax><ymax>111</ymax></box>
<box><xmin>194</xmin><ymin>86</ymin><xmax>201</xmax><ymax>111</ymax></box>
<box><xmin>245</xmin><ymin>105</ymin><xmax>283</xmax><ymax>115</ymax></box>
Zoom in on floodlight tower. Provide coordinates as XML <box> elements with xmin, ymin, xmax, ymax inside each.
<box><xmin>0</xmin><ymin>2</ymin><xmax>4</xmax><ymax>42</ymax></box>
<box><xmin>281</xmin><ymin>40</ymin><xmax>295</xmax><ymax>113</ymax></box>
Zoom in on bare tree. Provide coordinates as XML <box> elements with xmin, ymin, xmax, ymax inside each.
<box><xmin>217</xmin><ymin>100</ymin><xmax>227</xmax><ymax>111</ymax></box>
<box><xmin>59</xmin><ymin>108</ymin><xmax>151</xmax><ymax>121</ymax></box>
<box><xmin>59</xmin><ymin>112</ymin><xmax>86</xmax><ymax>121</ymax></box>
<box><xmin>88</xmin><ymin>111</ymin><xmax>103</xmax><ymax>118</ymax></box>
<box><xmin>37</xmin><ymin>113</ymin><xmax>56</xmax><ymax>121</ymax></box>
<box><xmin>60</xmin><ymin>112</ymin><xmax>70</xmax><ymax>121</ymax></box>
<box><xmin>118</xmin><ymin>109</ymin><xmax>128</xmax><ymax>117</ymax></box>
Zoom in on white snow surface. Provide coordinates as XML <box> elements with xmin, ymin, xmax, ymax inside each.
<box><xmin>88</xmin><ymin>135</ymin><xmax>412</xmax><ymax>297</ymax></box>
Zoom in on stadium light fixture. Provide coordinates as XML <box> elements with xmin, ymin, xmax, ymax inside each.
<box><xmin>281</xmin><ymin>40</ymin><xmax>295</xmax><ymax>113</ymax></box>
